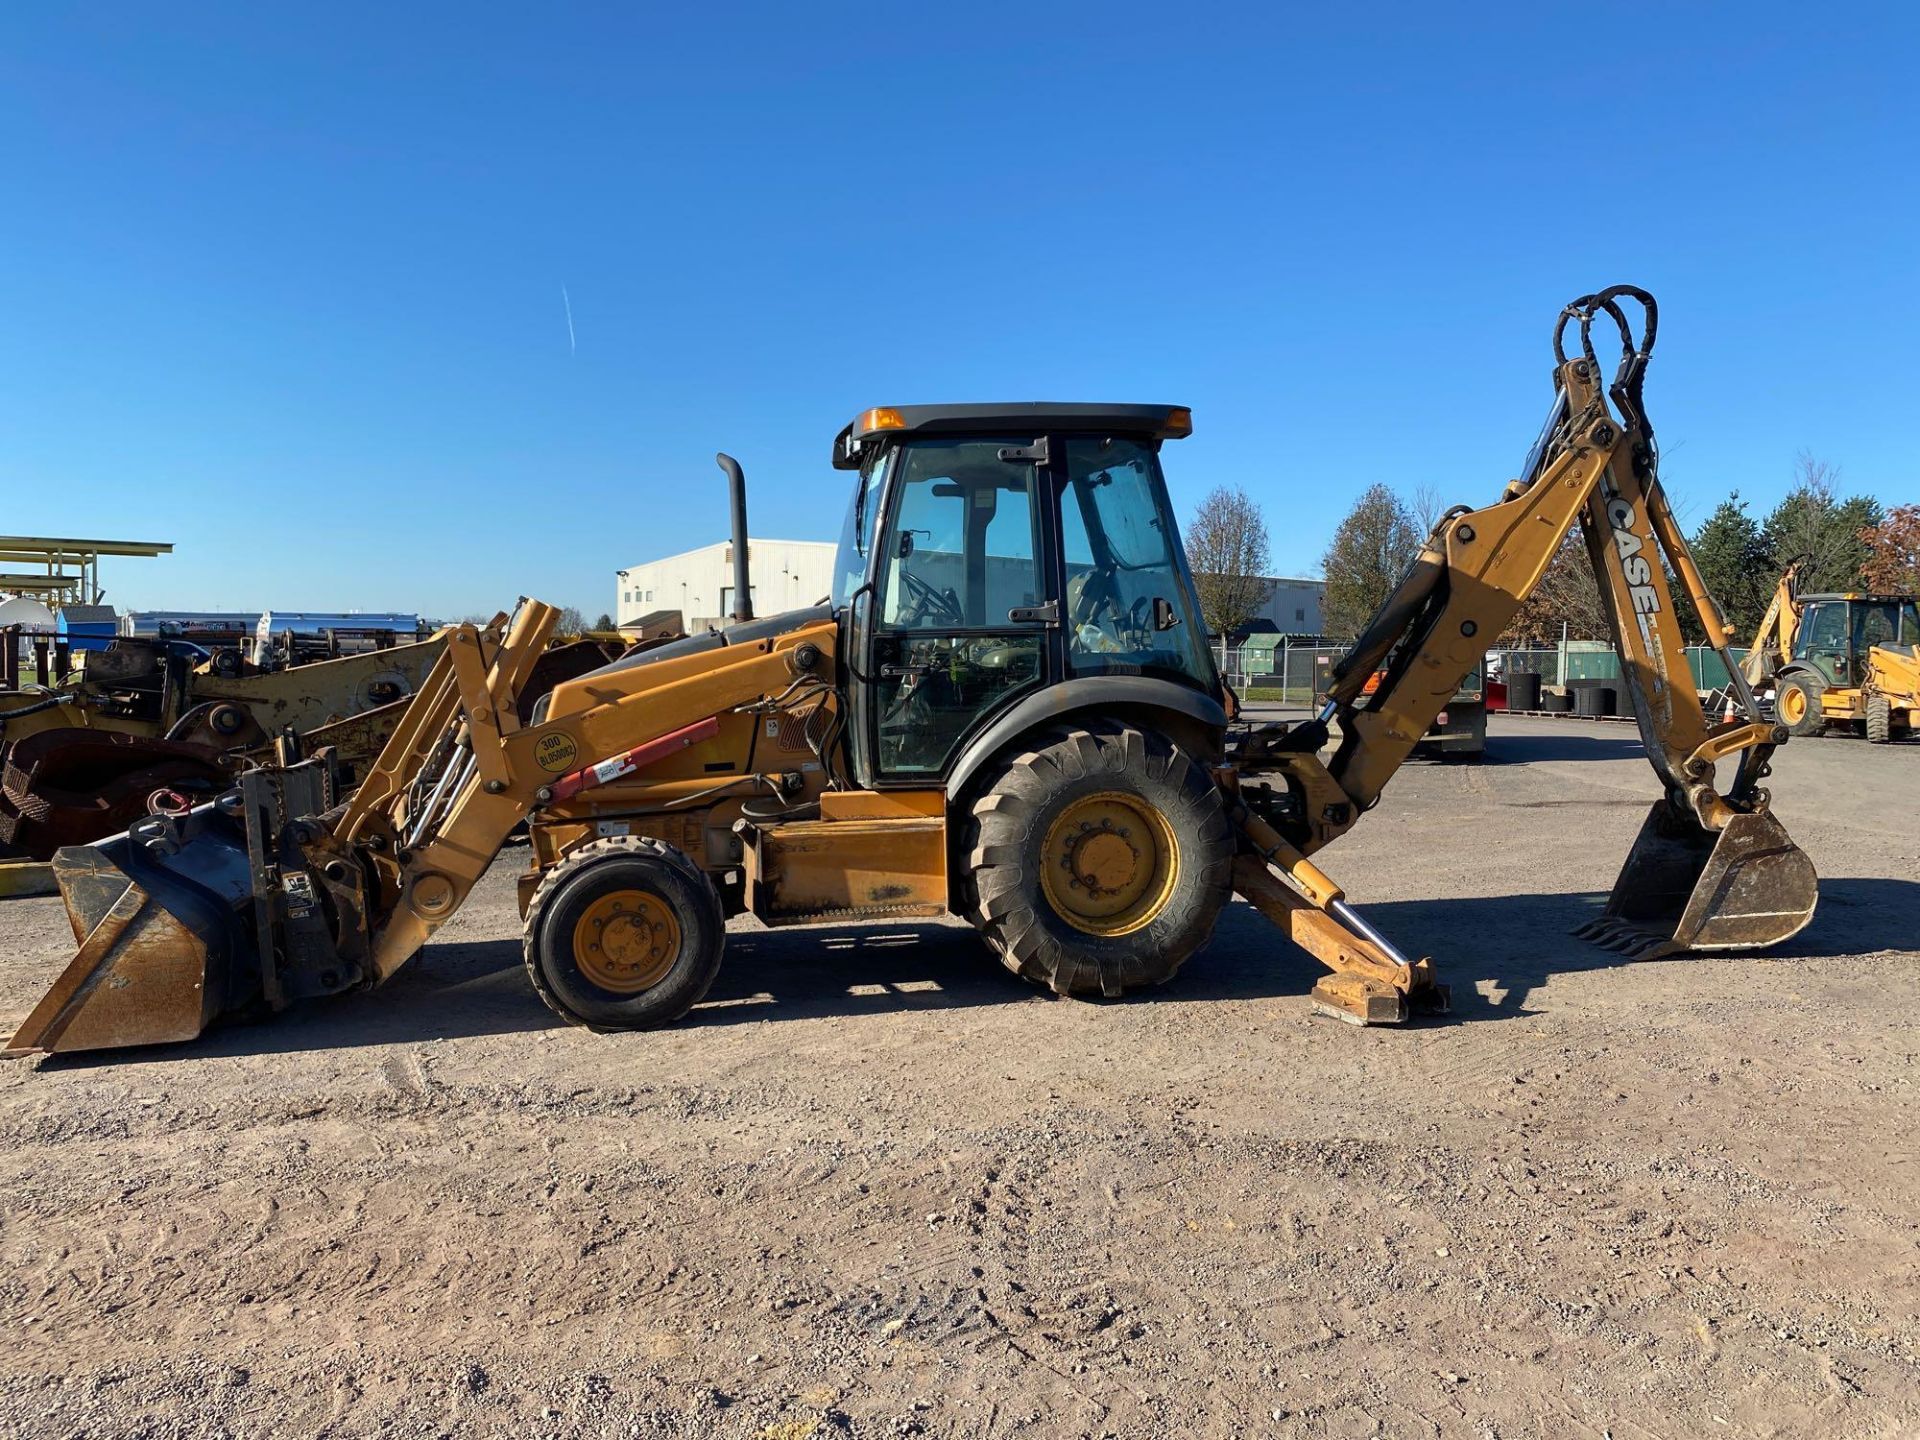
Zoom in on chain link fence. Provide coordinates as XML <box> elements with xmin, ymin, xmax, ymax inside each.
<box><xmin>1215</xmin><ymin>636</ymin><xmax>1349</xmax><ymax>705</ymax></box>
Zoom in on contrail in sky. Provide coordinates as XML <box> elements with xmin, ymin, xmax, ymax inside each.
<box><xmin>561</xmin><ymin>284</ymin><xmax>577</xmax><ymax>355</ymax></box>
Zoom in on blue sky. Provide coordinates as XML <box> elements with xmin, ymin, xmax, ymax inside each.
<box><xmin>1</xmin><ymin>4</ymin><xmax>1913</xmax><ymax>617</ymax></box>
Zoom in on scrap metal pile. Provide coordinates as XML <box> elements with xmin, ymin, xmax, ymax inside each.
<box><xmin>0</xmin><ymin>626</ymin><xmax>652</xmax><ymax>862</ymax></box>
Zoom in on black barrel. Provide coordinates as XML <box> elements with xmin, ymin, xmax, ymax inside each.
<box><xmin>1541</xmin><ymin>688</ymin><xmax>1573</xmax><ymax>713</ymax></box>
<box><xmin>1508</xmin><ymin>672</ymin><xmax>1542</xmax><ymax>711</ymax></box>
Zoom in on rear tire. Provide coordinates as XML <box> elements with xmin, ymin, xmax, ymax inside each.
<box><xmin>964</xmin><ymin>723</ymin><xmax>1233</xmax><ymax>997</ymax></box>
<box><xmin>1777</xmin><ymin>673</ymin><xmax>1827</xmax><ymax>737</ymax></box>
<box><xmin>523</xmin><ymin>836</ymin><xmax>724</xmax><ymax>1029</ymax></box>
<box><xmin>1866</xmin><ymin>692</ymin><xmax>1892</xmax><ymax>744</ymax></box>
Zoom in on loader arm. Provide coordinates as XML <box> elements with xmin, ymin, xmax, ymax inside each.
<box><xmin>1237</xmin><ymin>286</ymin><xmax>1815</xmax><ymax>1020</ymax></box>
<box><xmin>323</xmin><ymin>602</ymin><xmax>837</xmax><ymax>983</ymax></box>
<box><xmin>8</xmin><ymin>597</ymin><xmax>840</xmax><ymax>1055</ymax></box>
<box><xmin>1738</xmin><ymin>563</ymin><xmax>1803</xmax><ymax>689</ymax></box>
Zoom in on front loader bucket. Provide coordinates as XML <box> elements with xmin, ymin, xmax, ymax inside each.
<box><xmin>1576</xmin><ymin>798</ymin><xmax>1818</xmax><ymax>962</ymax></box>
<box><xmin>5</xmin><ymin>760</ymin><xmax>343</xmax><ymax>1059</ymax></box>
<box><xmin>5</xmin><ymin>822</ymin><xmax>258</xmax><ymax>1056</ymax></box>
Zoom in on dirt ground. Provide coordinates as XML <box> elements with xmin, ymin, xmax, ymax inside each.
<box><xmin>1</xmin><ymin>715</ymin><xmax>1915</xmax><ymax>1440</ymax></box>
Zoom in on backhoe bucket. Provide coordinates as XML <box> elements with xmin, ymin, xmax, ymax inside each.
<box><xmin>1576</xmin><ymin>798</ymin><xmax>1817</xmax><ymax>961</ymax></box>
<box><xmin>5</xmin><ymin>762</ymin><xmax>340</xmax><ymax>1058</ymax></box>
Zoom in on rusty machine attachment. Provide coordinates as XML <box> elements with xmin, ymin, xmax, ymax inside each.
<box><xmin>0</xmin><ymin>625</ymin><xmax>646</xmax><ymax>862</ymax></box>
<box><xmin>6</xmin><ymin>289</ymin><xmax>1819</xmax><ymax>1057</ymax></box>
<box><xmin>0</xmin><ymin>635</ymin><xmax>446</xmax><ymax>860</ymax></box>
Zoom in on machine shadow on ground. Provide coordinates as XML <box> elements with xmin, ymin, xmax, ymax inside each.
<box><xmin>1481</xmin><ymin>730</ymin><xmax>1646</xmax><ymax>763</ymax></box>
<box><xmin>40</xmin><ymin>877</ymin><xmax>1915</xmax><ymax>1066</ymax></box>
<box><xmin>1327</xmin><ymin>875</ymin><xmax>1920</xmax><ymax>1021</ymax></box>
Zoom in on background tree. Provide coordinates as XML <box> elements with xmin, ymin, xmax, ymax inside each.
<box><xmin>1320</xmin><ymin>484</ymin><xmax>1418</xmax><ymax>638</ymax></box>
<box><xmin>1185</xmin><ymin>486</ymin><xmax>1273</xmax><ymax>637</ymax></box>
<box><xmin>593</xmin><ymin>611</ymin><xmax>616</xmax><ymax>631</ymax></box>
<box><xmin>1760</xmin><ymin>454</ymin><xmax>1883</xmax><ymax>592</ymax></box>
<box><xmin>1859</xmin><ymin>504</ymin><xmax>1920</xmax><ymax>593</ymax></box>
<box><xmin>1687</xmin><ymin>492</ymin><xmax>1771</xmax><ymax>642</ymax></box>
<box><xmin>1497</xmin><ymin>533</ymin><xmax>1608</xmax><ymax>647</ymax></box>
<box><xmin>556</xmin><ymin>605</ymin><xmax>589</xmax><ymax>636</ymax></box>
<box><xmin>1409</xmin><ymin>483</ymin><xmax>1449</xmax><ymax>536</ymax></box>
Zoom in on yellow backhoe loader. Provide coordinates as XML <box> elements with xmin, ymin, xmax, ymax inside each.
<box><xmin>1739</xmin><ymin>561</ymin><xmax>1918</xmax><ymax>743</ymax></box>
<box><xmin>7</xmin><ymin>286</ymin><xmax>1819</xmax><ymax>1057</ymax></box>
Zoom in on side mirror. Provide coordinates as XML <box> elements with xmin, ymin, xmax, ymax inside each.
<box><xmin>1153</xmin><ymin>596</ymin><xmax>1179</xmax><ymax>632</ymax></box>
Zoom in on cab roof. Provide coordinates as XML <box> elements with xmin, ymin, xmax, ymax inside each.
<box><xmin>1800</xmin><ymin>592</ymin><xmax>1918</xmax><ymax>604</ymax></box>
<box><xmin>833</xmin><ymin>403</ymin><xmax>1190</xmax><ymax>469</ymax></box>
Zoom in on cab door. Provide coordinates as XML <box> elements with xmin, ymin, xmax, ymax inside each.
<box><xmin>1792</xmin><ymin>600</ymin><xmax>1854</xmax><ymax>688</ymax></box>
<box><xmin>862</xmin><ymin>436</ymin><xmax>1057</xmax><ymax>782</ymax></box>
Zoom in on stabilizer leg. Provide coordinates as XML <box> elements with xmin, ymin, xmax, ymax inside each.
<box><xmin>1231</xmin><ymin>855</ymin><xmax>1449</xmax><ymax>1025</ymax></box>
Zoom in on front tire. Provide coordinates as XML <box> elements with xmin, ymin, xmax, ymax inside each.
<box><xmin>523</xmin><ymin>836</ymin><xmax>724</xmax><ymax>1029</ymax></box>
<box><xmin>1777</xmin><ymin>673</ymin><xmax>1826</xmax><ymax>737</ymax></box>
<box><xmin>964</xmin><ymin>723</ymin><xmax>1233</xmax><ymax>997</ymax></box>
<box><xmin>1866</xmin><ymin>692</ymin><xmax>1893</xmax><ymax>744</ymax></box>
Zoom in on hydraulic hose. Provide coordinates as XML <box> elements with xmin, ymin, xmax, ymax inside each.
<box><xmin>0</xmin><ymin>693</ymin><xmax>74</xmax><ymax>736</ymax></box>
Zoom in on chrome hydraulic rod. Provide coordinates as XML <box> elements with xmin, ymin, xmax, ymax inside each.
<box><xmin>1327</xmin><ymin>898</ymin><xmax>1412</xmax><ymax>969</ymax></box>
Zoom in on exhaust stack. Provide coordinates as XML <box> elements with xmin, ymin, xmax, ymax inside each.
<box><xmin>717</xmin><ymin>452</ymin><xmax>753</xmax><ymax>624</ymax></box>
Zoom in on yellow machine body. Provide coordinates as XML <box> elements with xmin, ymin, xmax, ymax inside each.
<box><xmin>7</xmin><ymin>286</ymin><xmax>1822</xmax><ymax>1058</ymax></box>
<box><xmin>1741</xmin><ymin>567</ymin><xmax>1918</xmax><ymax>742</ymax></box>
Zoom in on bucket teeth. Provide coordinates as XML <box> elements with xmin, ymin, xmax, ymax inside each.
<box><xmin>1572</xmin><ymin>916</ymin><xmax>1685</xmax><ymax>962</ymax></box>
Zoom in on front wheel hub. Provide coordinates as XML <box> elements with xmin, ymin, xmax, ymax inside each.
<box><xmin>574</xmin><ymin>890</ymin><xmax>680</xmax><ymax>992</ymax></box>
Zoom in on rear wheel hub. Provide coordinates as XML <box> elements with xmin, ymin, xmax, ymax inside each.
<box><xmin>1040</xmin><ymin>792</ymin><xmax>1178</xmax><ymax>936</ymax></box>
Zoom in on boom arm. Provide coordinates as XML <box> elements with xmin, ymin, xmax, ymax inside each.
<box><xmin>1235</xmin><ymin>287</ymin><xmax>1812</xmax><ymax>1020</ymax></box>
<box><xmin>1314</xmin><ymin>288</ymin><xmax>1777</xmax><ymax>836</ymax></box>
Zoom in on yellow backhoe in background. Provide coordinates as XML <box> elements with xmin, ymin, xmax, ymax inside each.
<box><xmin>7</xmin><ymin>286</ymin><xmax>1820</xmax><ymax>1057</ymax></box>
<box><xmin>1740</xmin><ymin>561</ymin><xmax>1918</xmax><ymax>743</ymax></box>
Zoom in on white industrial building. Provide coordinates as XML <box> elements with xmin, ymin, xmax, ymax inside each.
<box><xmin>616</xmin><ymin>539</ymin><xmax>837</xmax><ymax>633</ymax></box>
<box><xmin>1249</xmin><ymin>576</ymin><xmax>1326</xmax><ymax>635</ymax></box>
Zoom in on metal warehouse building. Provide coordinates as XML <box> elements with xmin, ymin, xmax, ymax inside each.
<box><xmin>616</xmin><ymin>539</ymin><xmax>837</xmax><ymax>634</ymax></box>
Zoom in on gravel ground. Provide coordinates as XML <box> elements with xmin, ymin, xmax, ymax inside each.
<box><xmin>1</xmin><ymin>716</ymin><xmax>1915</xmax><ymax>1439</ymax></box>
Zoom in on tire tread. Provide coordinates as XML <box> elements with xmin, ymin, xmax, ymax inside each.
<box><xmin>962</xmin><ymin>721</ymin><xmax>1232</xmax><ymax>998</ymax></box>
<box><xmin>521</xmin><ymin>834</ymin><xmax>721</xmax><ymax>1029</ymax></box>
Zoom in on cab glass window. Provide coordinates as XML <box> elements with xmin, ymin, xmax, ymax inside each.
<box><xmin>879</xmin><ymin>439</ymin><xmax>1043</xmax><ymax>629</ymax></box>
<box><xmin>1059</xmin><ymin>437</ymin><xmax>1214</xmax><ymax>687</ymax></box>
<box><xmin>1797</xmin><ymin>601</ymin><xmax>1849</xmax><ymax>656</ymax></box>
<box><xmin>868</xmin><ymin>437</ymin><xmax>1048</xmax><ymax>776</ymax></box>
<box><xmin>1855</xmin><ymin>600</ymin><xmax>1915</xmax><ymax>651</ymax></box>
<box><xmin>832</xmin><ymin>450</ymin><xmax>890</xmax><ymax>608</ymax></box>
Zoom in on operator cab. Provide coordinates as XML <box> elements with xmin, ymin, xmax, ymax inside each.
<box><xmin>1790</xmin><ymin>593</ymin><xmax>1920</xmax><ymax>685</ymax></box>
<box><xmin>830</xmin><ymin>404</ymin><xmax>1218</xmax><ymax>784</ymax></box>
